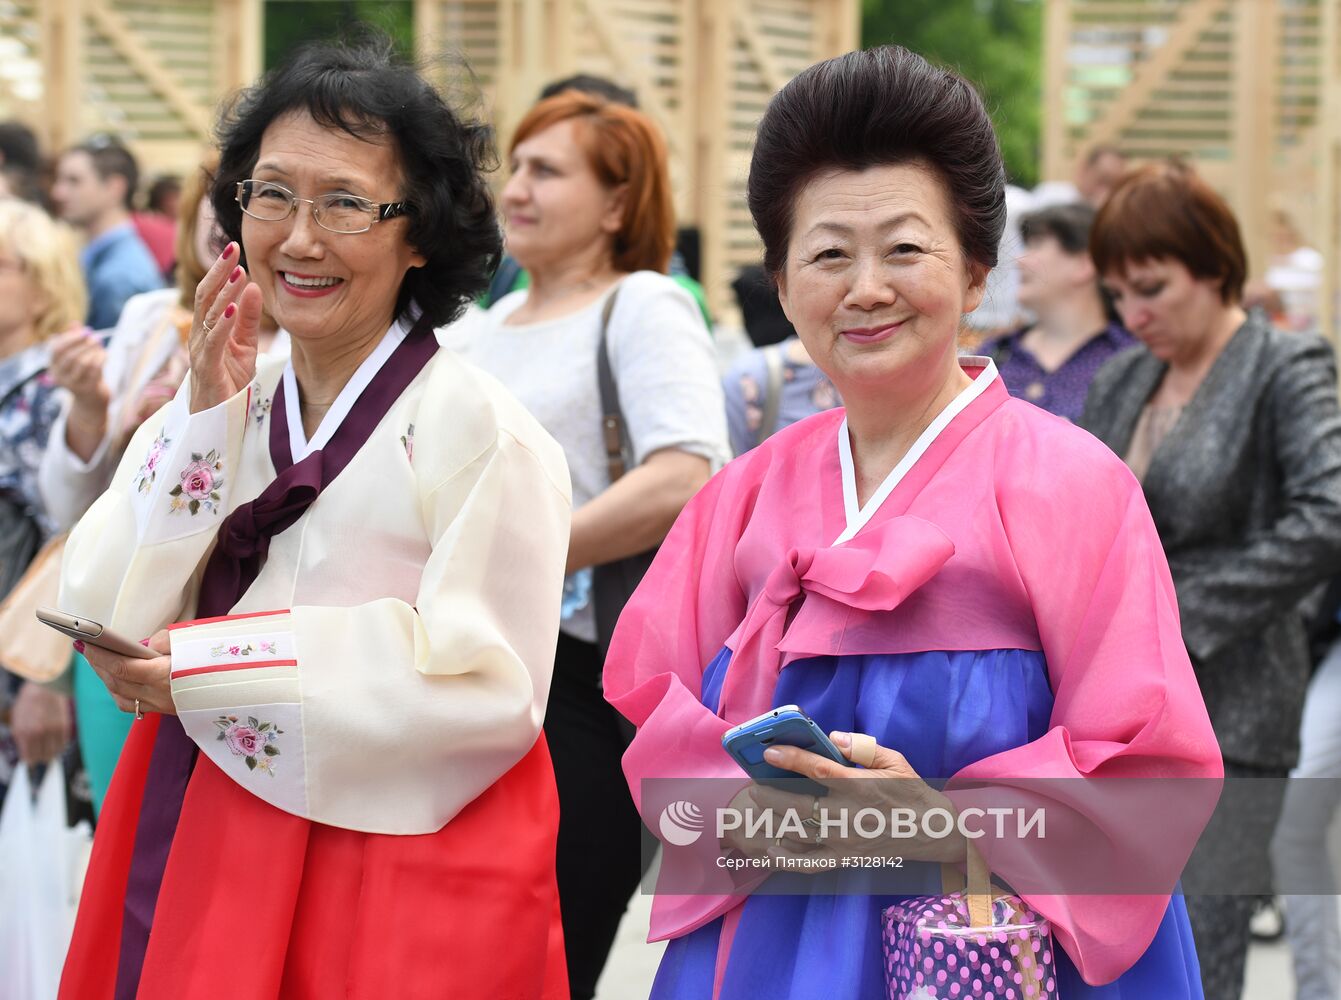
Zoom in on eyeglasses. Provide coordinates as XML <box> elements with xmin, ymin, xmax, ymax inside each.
<box><xmin>234</xmin><ymin>179</ymin><xmax>411</xmax><ymax>235</ymax></box>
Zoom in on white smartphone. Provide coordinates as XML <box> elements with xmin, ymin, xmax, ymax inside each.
<box><xmin>35</xmin><ymin>606</ymin><xmax>158</xmax><ymax>659</ymax></box>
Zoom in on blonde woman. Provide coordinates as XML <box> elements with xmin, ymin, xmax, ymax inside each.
<box><xmin>0</xmin><ymin>198</ymin><xmax>87</xmax><ymax>784</ymax></box>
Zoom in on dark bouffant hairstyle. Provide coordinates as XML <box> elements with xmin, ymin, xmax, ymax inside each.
<box><xmin>212</xmin><ymin>36</ymin><xmax>502</xmax><ymax>329</ymax></box>
<box><xmin>747</xmin><ymin>45</ymin><xmax>1006</xmax><ymax>280</ymax></box>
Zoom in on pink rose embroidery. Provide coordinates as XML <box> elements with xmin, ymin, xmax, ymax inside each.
<box><xmin>224</xmin><ymin>724</ymin><xmax>265</xmax><ymax>757</ymax></box>
<box><xmin>168</xmin><ymin>449</ymin><xmax>225</xmax><ymax>515</ymax></box>
<box><xmin>180</xmin><ymin>459</ymin><xmax>216</xmax><ymax>499</ymax></box>
<box><xmin>214</xmin><ymin>714</ymin><xmax>284</xmax><ymax>775</ymax></box>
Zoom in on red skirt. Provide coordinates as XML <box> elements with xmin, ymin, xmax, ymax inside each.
<box><xmin>61</xmin><ymin>714</ymin><xmax>568</xmax><ymax>999</ymax></box>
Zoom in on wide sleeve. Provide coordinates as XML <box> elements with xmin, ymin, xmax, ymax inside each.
<box><xmin>39</xmin><ymin>292</ymin><xmax>173</xmax><ymax>530</ymax></box>
<box><xmin>1164</xmin><ymin>334</ymin><xmax>1341</xmax><ymax>662</ymax></box>
<box><xmin>59</xmin><ymin>377</ymin><xmax>253</xmax><ymax>639</ymax></box>
<box><xmin>949</xmin><ymin>436</ymin><xmax>1223</xmax><ymax>986</ymax></box>
<box><xmin>603</xmin><ymin>465</ymin><xmax>757</xmax><ymax>936</ymax></box>
<box><xmin>165</xmin><ymin>425</ymin><xmax>572</xmax><ymax>835</ymax></box>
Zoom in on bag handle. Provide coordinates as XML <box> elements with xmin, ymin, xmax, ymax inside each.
<box><xmin>597</xmin><ymin>285</ymin><xmax>631</xmax><ymax>483</ymax></box>
<box><xmin>940</xmin><ymin>842</ymin><xmax>993</xmax><ymax>928</ymax></box>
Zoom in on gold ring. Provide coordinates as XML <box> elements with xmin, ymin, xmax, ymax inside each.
<box><xmin>201</xmin><ymin>318</ymin><xmax>215</xmax><ymax>335</ymax></box>
<box><xmin>134</xmin><ymin>698</ymin><xmax>143</xmax><ymax>720</ymax></box>
<box><xmin>803</xmin><ymin>794</ymin><xmax>822</xmax><ymax>828</ymax></box>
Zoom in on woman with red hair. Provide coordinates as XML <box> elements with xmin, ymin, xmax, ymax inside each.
<box><xmin>455</xmin><ymin>90</ymin><xmax>730</xmax><ymax>998</ymax></box>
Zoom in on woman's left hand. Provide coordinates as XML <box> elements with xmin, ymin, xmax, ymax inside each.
<box><xmin>753</xmin><ymin>732</ymin><xmax>967</xmax><ymax>867</ymax></box>
<box><xmin>82</xmin><ymin>629</ymin><xmax>176</xmax><ymax>716</ymax></box>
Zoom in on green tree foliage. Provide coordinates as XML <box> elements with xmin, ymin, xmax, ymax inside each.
<box><xmin>862</xmin><ymin>0</ymin><xmax>1043</xmax><ymax>187</ymax></box>
<box><xmin>264</xmin><ymin>1</ymin><xmax>414</xmax><ymax>70</ymax></box>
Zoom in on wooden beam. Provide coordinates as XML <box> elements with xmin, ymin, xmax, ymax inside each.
<box><xmin>215</xmin><ymin>0</ymin><xmax>263</xmax><ymax>96</ymax></box>
<box><xmin>1318</xmin><ymin>0</ymin><xmax>1341</xmax><ymax>343</ymax></box>
<box><xmin>40</xmin><ymin>0</ymin><xmax>83</xmax><ymax>152</ymax></box>
<box><xmin>1084</xmin><ymin>0</ymin><xmax>1228</xmax><ymax>151</ymax></box>
<box><xmin>1231</xmin><ymin>0</ymin><xmax>1276</xmax><ymax>283</ymax></box>
<box><xmin>86</xmin><ymin>0</ymin><xmax>213</xmax><ymax>137</ymax></box>
<box><xmin>696</xmin><ymin>0</ymin><xmax>734</xmax><ymax>319</ymax></box>
<box><xmin>1041</xmin><ymin>0</ymin><xmax>1071</xmax><ymax>181</ymax></box>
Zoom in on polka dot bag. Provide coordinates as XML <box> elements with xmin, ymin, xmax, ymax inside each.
<box><xmin>881</xmin><ymin>845</ymin><xmax>1057</xmax><ymax>1000</ymax></box>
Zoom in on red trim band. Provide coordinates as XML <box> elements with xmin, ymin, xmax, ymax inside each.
<box><xmin>172</xmin><ymin>658</ymin><xmax>297</xmax><ymax>679</ymax></box>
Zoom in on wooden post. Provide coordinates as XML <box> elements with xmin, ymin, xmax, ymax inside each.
<box><xmin>1232</xmin><ymin>0</ymin><xmax>1277</xmax><ymax>283</ymax></box>
<box><xmin>1319</xmin><ymin>0</ymin><xmax>1341</xmax><ymax>343</ymax></box>
<box><xmin>695</xmin><ymin>0</ymin><xmax>734</xmax><ymax>319</ymax></box>
<box><xmin>215</xmin><ymin>0</ymin><xmax>263</xmax><ymax>93</ymax></box>
<box><xmin>1041</xmin><ymin>0</ymin><xmax>1070</xmax><ymax>182</ymax></box>
<box><xmin>39</xmin><ymin>0</ymin><xmax>83</xmax><ymax>153</ymax></box>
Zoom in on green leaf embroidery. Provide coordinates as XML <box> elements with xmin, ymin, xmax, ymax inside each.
<box><xmin>188</xmin><ymin>499</ymin><xmax>200</xmax><ymax>515</ymax></box>
<box><xmin>245</xmin><ymin>756</ymin><xmax>256</xmax><ymax>770</ymax></box>
<box><xmin>259</xmin><ymin>722</ymin><xmax>270</xmax><ymax>731</ymax></box>
<box><xmin>247</xmin><ymin>716</ymin><xmax>259</xmax><ymax>728</ymax></box>
<box><xmin>169</xmin><ymin>484</ymin><xmax>183</xmax><ymax>496</ymax></box>
<box><xmin>263</xmin><ymin>744</ymin><xmax>279</xmax><ymax>757</ymax></box>
<box><xmin>190</xmin><ymin>451</ymin><xmax>202</xmax><ymax>462</ymax></box>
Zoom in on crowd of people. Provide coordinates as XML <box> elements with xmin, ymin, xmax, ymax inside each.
<box><xmin>0</xmin><ymin>33</ymin><xmax>1336</xmax><ymax>1000</ymax></box>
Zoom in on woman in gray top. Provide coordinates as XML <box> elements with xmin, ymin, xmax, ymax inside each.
<box><xmin>1080</xmin><ymin>161</ymin><xmax>1341</xmax><ymax>1000</ymax></box>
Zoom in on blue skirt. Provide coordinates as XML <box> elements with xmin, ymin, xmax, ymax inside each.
<box><xmin>650</xmin><ymin>648</ymin><xmax>1204</xmax><ymax>999</ymax></box>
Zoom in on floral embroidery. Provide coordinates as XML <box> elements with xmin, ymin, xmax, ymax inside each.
<box><xmin>214</xmin><ymin>714</ymin><xmax>283</xmax><ymax>774</ymax></box>
<box><xmin>208</xmin><ymin>640</ymin><xmax>278</xmax><ymax>658</ymax></box>
<box><xmin>134</xmin><ymin>430</ymin><xmax>171</xmax><ymax>494</ymax></box>
<box><xmin>401</xmin><ymin>423</ymin><xmax>415</xmax><ymax>462</ymax></box>
<box><xmin>168</xmin><ymin>449</ymin><xmax>224</xmax><ymax>515</ymax></box>
<box><xmin>251</xmin><ymin>395</ymin><xmax>272</xmax><ymax>426</ymax></box>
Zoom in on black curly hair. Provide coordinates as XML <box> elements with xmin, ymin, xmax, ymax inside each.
<box><xmin>211</xmin><ymin>36</ymin><xmax>502</xmax><ymax>330</ymax></box>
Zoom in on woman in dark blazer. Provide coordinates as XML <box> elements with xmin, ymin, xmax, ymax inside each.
<box><xmin>1080</xmin><ymin>161</ymin><xmax>1341</xmax><ymax>1000</ymax></box>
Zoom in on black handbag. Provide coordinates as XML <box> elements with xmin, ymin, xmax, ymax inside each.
<box><xmin>591</xmin><ymin>285</ymin><xmax>659</xmax><ymax>664</ymax></box>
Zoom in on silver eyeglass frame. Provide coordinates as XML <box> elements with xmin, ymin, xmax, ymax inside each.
<box><xmin>234</xmin><ymin>179</ymin><xmax>410</xmax><ymax>234</ymax></box>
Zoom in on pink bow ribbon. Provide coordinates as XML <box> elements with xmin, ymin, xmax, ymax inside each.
<box><xmin>718</xmin><ymin>515</ymin><xmax>956</xmax><ymax>721</ymax></box>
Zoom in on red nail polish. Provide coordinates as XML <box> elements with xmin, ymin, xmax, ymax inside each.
<box><xmin>221</xmin><ymin>243</ymin><xmax>235</xmax><ymax>261</ymax></box>
<box><xmin>224</xmin><ymin>303</ymin><xmax>237</xmax><ymax>319</ymax></box>
<box><xmin>229</xmin><ymin>266</ymin><xmax>242</xmax><ymax>284</ymax></box>
<box><xmin>73</xmin><ymin>639</ymin><xmax>85</xmax><ymax>654</ymax></box>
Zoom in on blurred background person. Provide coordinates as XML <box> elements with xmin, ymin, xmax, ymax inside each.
<box><xmin>0</xmin><ymin>199</ymin><xmax>87</xmax><ymax>796</ymax></box>
<box><xmin>1034</xmin><ymin>143</ymin><xmax>1129</xmax><ymax>210</ymax></box>
<box><xmin>0</xmin><ymin>121</ymin><xmax>45</xmax><ymax>204</ymax></box>
<box><xmin>145</xmin><ymin>174</ymin><xmax>183</xmax><ymax>221</ymax></box>
<box><xmin>979</xmin><ymin>202</ymin><xmax>1133</xmax><ymax>422</ymax></box>
<box><xmin>456</xmin><ymin>89</ymin><xmax>729</xmax><ymax>999</ymax></box>
<box><xmin>482</xmin><ymin>74</ymin><xmax>712</xmax><ymax>327</ymax></box>
<box><xmin>721</xmin><ymin>264</ymin><xmax>837</xmax><ymax>454</ymax></box>
<box><xmin>50</xmin><ymin>134</ymin><xmax>164</xmax><ymax>330</ymax></box>
<box><xmin>1081</xmin><ymin>161</ymin><xmax>1341</xmax><ymax>1000</ymax></box>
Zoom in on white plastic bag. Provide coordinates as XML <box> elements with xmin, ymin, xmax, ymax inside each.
<box><xmin>0</xmin><ymin>763</ymin><xmax>90</xmax><ymax>1000</ymax></box>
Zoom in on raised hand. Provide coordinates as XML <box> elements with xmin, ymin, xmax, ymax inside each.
<box><xmin>190</xmin><ymin>242</ymin><xmax>264</xmax><ymax>413</ymax></box>
<box><xmin>50</xmin><ymin>325</ymin><xmax>110</xmax><ymax>415</ymax></box>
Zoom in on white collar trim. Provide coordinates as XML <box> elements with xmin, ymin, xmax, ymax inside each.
<box><xmin>284</xmin><ymin>314</ymin><xmax>412</xmax><ymax>462</ymax></box>
<box><xmin>833</xmin><ymin>357</ymin><xmax>997</xmax><ymax>545</ymax></box>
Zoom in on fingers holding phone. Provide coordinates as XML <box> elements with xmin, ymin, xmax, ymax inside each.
<box><xmin>82</xmin><ymin>628</ymin><xmax>175</xmax><ymax>717</ymax></box>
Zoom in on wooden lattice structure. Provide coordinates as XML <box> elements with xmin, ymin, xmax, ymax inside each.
<box><xmin>415</xmin><ymin>0</ymin><xmax>858</xmax><ymax>317</ymax></box>
<box><xmin>0</xmin><ymin>0</ymin><xmax>260</xmax><ymax>174</ymax></box>
<box><xmin>1042</xmin><ymin>0</ymin><xmax>1341</xmax><ymax>337</ymax></box>
<box><xmin>0</xmin><ymin>0</ymin><xmax>857</xmax><ymax>320</ymax></box>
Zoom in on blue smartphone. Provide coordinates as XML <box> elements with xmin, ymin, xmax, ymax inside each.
<box><xmin>721</xmin><ymin>705</ymin><xmax>853</xmax><ymax>795</ymax></box>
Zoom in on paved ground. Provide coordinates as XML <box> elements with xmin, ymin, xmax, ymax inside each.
<box><xmin>596</xmin><ymin>890</ymin><xmax>1319</xmax><ymax>998</ymax></box>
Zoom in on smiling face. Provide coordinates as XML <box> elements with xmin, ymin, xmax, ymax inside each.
<box><xmin>1101</xmin><ymin>257</ymin><xmax>1228</xmax><ymax>363</ymax></box>
<box><xmin>241</xmin><ymin>111</ymin><xmax>425</xmax><ymax>347</ymax></box>
<box><xmin>776</xmin><ymin>161</ymin><xmax>985</xmax><ymax>403</ymax></box>
<box><xmin>500</xmin><ymin>119</ymin><xmax>624</xmax><ymax>273</ymax></box>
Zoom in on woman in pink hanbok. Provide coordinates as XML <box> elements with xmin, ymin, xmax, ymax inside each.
<box><xmin>605</xmin><ymin>46</ymin><xmax>1222</xmax><ymax>998</ymax></box>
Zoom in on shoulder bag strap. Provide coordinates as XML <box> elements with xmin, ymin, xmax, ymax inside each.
<box><xmin>597</xmin><ymin>284</ymin><xmax>631</xmax><ymax>483</ymax></box>
<box><xmin>756</xmin><ymin>343</ymin><xmax>785</xmax><ymax>448</ymax></box>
